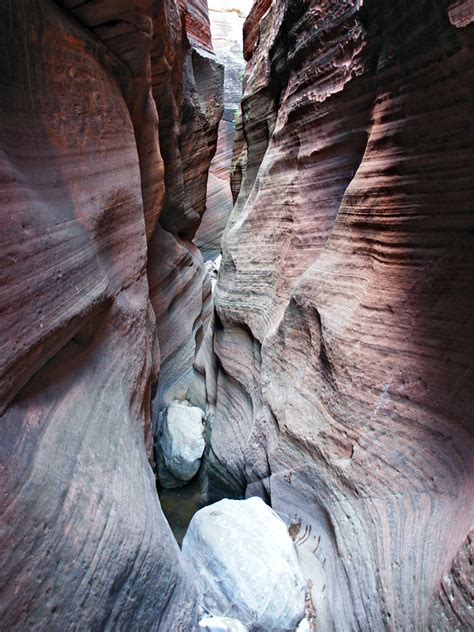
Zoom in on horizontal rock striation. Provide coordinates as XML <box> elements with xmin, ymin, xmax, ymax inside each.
<box><xmin>148</xmin><ymin>0</ymin><xmax>222</xmax><ymax>418</ymax></box>
<box><xmin>208</xmin><ymin>1</ymin><xmax>474</xmax><ymax>630</ymax></box>
<box><xmin>196</xmin><ymin>119</ymin><xmax>236</xmax><ymax>261</ymax></box>
<box><xmin>242</xmin><ymin>0</ymin><xmax>272</xmax><ymax>62</ymax></box>
<box><xmin>0</xmin><ymin>0</ymin><xmax>222</xmax><ymax>629</ymax></box>
<box><xmin>180</xmin><ymin>0</ymin><xmax>214</xmax><ymax>53</ymax></box>
<box><xmin>195</xmin><ymin>1</ymin><xmax>252</xmax><ymax>261</ymax></box>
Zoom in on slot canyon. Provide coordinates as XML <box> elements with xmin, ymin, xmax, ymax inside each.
<box><xmin>0</xmin><ymin>1</ymin><xmax>473</xmax><ymax>631</ymax></box>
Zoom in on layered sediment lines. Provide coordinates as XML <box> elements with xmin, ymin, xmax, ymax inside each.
<box><xmin>0</xmin><ymin>0</ymin><xmax>222</xmax><ymax>628</ymax></box>
<box><xmin>148</xmin><ymin>0</ymin><xmax>223</xmax><ymax>413</ymax></box>
<box><xmin>208</xmin><ymin>1</ymin><xmax>474</xmax><ymax>630</ymax></box>
<box><xmin>195</xmin><ymin>0</ymin><xmax>251</xmax><ymax>261</ymax></box>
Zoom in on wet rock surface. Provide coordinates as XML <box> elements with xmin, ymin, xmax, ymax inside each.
<box><xmin>183</xmin><ymin>497</ymin><xmax>306</xmax><ymax>631</ymax></box>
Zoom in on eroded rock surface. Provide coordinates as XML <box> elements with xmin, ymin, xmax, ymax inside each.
<box><xmin>0</xmin><ymin>0</ymin><xmax>222</xmax><ymax>628</ymax></box>
<box><xmin>195</xmin><ymin>1</ymin><xmax>252</xmax><ymax>261</ymax></box>
<box><xmin>149</xmin><ymin>0</ymin><xmax>223</xmax><ymax>416</ymax></box>
<box><xmin>206</xmin><ymin>1</ymin><xmax>474</xmax><ymax>630</ymax></box>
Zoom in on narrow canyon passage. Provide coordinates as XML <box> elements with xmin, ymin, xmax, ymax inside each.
<box><xmin>155</xmin><ymin>0</ymin><xmax>252</xmax><ymax>543</ymax></box>
<box><xmin>0</xmin><ymin>2</ymin><xmax>473</xmax><ymax>632</ymax></box>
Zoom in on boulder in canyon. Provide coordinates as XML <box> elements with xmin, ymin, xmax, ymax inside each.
<box><xmin>157</xmin><ymin>401</ymin><xmax>206</xmax><ymax>488</ymax></box>
<box><xmin>295</xmin><ymin>618</ymin><xmax>311</xmax><ymax>632</ymax></box>
<box><xmin>182</xmin><ymin>496</ymin><xmax>306</xmax><ymax>631</ymax></box>
<box><xmin>199</xmin><ymin>615</ymin><xmax>248</xmax><ymax>632</ymax></box>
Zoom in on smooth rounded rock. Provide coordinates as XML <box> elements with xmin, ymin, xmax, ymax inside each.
<box><xmin>199</xmin><ymin>615</ymin><xmax>248</xmax><ymax>632</ymax></box>
<box><xmin>295</xmin><ymin>618</ymin><xmax>311</xmax><ymax>632</ymax></box>
<box><xmin>182</xmin><ymin>496</ymin><xmax>306</xmax><ymax>631</ymax></box>
<box><xmin>158</xmin><ymin>401</ymin><xmax>205</xmax><ymax>486</ymax></box>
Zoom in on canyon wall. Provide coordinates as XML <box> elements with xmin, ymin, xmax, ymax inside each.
<box><xmin>148</xmin><ymin>0</ymin><xmax>223</xmax><ymax>411</ymax></box>
<box><xmin>194</xmin><ymin>0</ymin><xmax>252</xmax><ymax>261</ymax></box>
<box><xmin>208</xmin><ymin>1</ymin><xmax>474</xmax><ymax>630</ymax></box>
<box><xmin>0</xmin><ymin>0</ymin><xmax>221</xmax><ymax>629</ymax></box>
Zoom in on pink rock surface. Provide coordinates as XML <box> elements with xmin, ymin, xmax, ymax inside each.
<box><xmin>195</xmin><ymin>1</ymin><xmax>251</xmax><ymax>260</ymax></box>
<box><xmin>179</xmin><ymin>0</ymin><xmax>213</xmax><ymax>52</ymax></box>
<box><xmin>0</xmin><ymin>0</ymin><xmax>222</xmax><ymax>628</ymax></box>
<box><xmin>208</xmin><ymin>1</ymin><xmax>474</xmax><ymax>630</ymax></box>
<box><xmin>242</xmin><ymin>0</ymin><xmax>272</xmax><ymax>61</ymax></box>
<box><xmin>152</xmin><ymin>1</ymin><xmax>223</xmax><ymax>239</ymax></box>
<box><xmin>148</xmin><ymin>225</ymin><xmax>212</xmax><ymax>408</ymax></box>
<box><xmin>57</xmin><ymin>0</ymin><xmax>165</xmax><ymax>239</ymax></box>
<box><xmin>148</xmin><ymin>0</ymin><xmax>222</xmax><ymax>415</ymax></box>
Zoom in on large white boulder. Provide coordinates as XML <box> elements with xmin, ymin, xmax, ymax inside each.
<box><xmin>157</xmin><ymin>401</ymin><xmax>205</xmax><ymax>487</ymax></box>
<box><xmin>295</xmin><ymin>618</ymin><xmax>310</xmax><ymax>632</ymax></box>
<box><xmin>199</xmin><ymin>615</ymin><xmax>248</xmax><ymax>632</ymax></box>
<box><xmin>182</xmin><ymin>497</ymin><xmax>306</xmax><ymax>631</ymax></box>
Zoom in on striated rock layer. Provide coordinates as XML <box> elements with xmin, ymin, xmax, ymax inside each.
<box><xmin>148</xmin><ymin>0</ymin><xmax>223</xmax><ymax>412</ymax></box>
<box><xmin>195</xmin><ymin>1</ymin><xmax>252</xmax><ymax>261</ymax></box>
<box><xmin>207</xmin><ymin>1</ymin><xmax>474</xmax><ymax>630</ymax></box>
<box><xmin>0</xmin><ymin>0</ymin><xmax>222</xmax><ymax>629</ymax></box>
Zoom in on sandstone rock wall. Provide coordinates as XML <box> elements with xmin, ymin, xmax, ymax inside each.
<box><xmin>0</xmin><ymin>0</ymin><xmax>222</xmax><ymax>629</ymax></box>
<box><xmin>194</xmin><ymin>0</ymin><xmax>252</xmax><ymax>261</ymax></box>
<box><xmin>148</xmin><ymin>0</ymin><xmax>223</xmax><ymax>410</ymax></box>
<box><xmin>208</xmin><ymin>1</ymin><xmax>474</xmax><ymax>630</ymax></box>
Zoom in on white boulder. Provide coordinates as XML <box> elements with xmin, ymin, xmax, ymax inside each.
<box><xmin>182</xmin><ymin>497</ymin><xmax>306</xmax><ymax>631</ymax></box>
<box><xmin>295</xmin><ymin>618</ymin><xmax>311</xmax><ymax>632</ymax></box>
<box><xmin>157</xmin><ymin>401</ymin><xmax>205</xmax><ymax>487</ymax></box>
<box><xmin>199</xmin><ymin>615</ymin><xmax>248</xmax><ymax>632</ymax></box>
